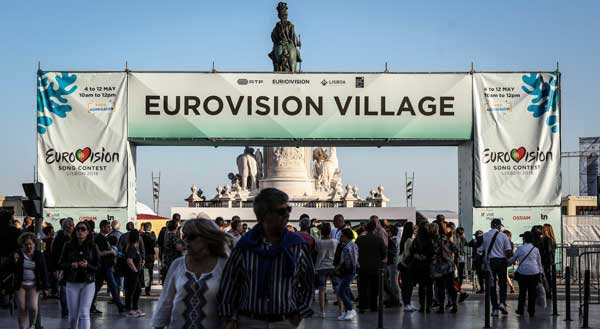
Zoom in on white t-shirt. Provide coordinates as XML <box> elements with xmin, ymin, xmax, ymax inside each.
<box><xmin>315</xmin><ymin>238</ymin><xmax>338</xmax><ymax>270</ymax></box>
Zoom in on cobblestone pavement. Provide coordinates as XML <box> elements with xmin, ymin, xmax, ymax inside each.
<box><xmin>0</xmin><ymin>293</ymin><xmax>595</xmax><ymax>329</ymax></box>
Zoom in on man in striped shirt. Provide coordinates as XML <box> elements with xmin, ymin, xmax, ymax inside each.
<box><xmin>218</xmin><ymin>188</ymin><xmax>315</xmax><ymax>329</ymax></box>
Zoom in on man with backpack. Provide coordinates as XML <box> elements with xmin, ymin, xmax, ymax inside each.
<box><xmin>141</xmin><ymin>222</ymin><xmax>157</xmax><ymax>295</ymax></box>
<box><xmin>468</xmin><ymin>230</ymin><xmax>485</xmax><ymax>294</ymax></box>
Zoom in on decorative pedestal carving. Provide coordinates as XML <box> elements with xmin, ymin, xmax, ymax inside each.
<box><xmin>260</xmin><ymin>146</ymin><xmax>315</xmax><ymax>198</ymax></box>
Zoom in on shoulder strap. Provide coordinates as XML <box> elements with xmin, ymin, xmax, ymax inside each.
<box><xmin>486</xmin><ymin>231</ymin><xmax>500</xmax><ymax>260</ymax></box>
<box><xmin>516</xmin><ymin>245</ymin><xmax>535</xmax><ymax>271</ymax></box>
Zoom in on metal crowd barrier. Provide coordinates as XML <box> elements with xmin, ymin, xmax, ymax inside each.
<box><xmin>462</xmin><ymin>242</ymin><xmax>600</xmax><ymax>285</ymax></box>
<box><xmin>555</xmin><ymin>243</ymin><xmax>600</xmax><ymax>284</ymax></box>
<box><xmin>578</xmin><ymin>250</ymin><xmax>600</xmax><ymax>328</ymax></box>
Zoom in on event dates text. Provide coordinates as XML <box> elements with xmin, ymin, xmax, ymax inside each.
<box><xmin>79</xmin><ymin>86</ymin><xmax>117</xmax><ymax>98</ymax></box>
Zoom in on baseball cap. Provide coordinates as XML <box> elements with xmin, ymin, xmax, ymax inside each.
<box><xmin>491</xmin><ymin>218</ymin><xmax>504</xmax><ymax>227</ymax></box>
<box><xmin>519</xmin><ymin>231</ymin><xmax>533</xmax><ymax>240</ymax></box>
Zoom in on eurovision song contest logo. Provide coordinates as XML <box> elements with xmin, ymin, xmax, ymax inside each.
<box><xmin>482</xmin><ymin>146</ymin><xmax>553</xmax><ymax>174</ymax></box>
<box><xmin>45</xmin><ymin>147</ymin><xmax>120</xmax><ymax>176</ymax></box>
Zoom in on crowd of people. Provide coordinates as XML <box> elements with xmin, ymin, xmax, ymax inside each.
<box><xmin>0</xmin><ymin>213</ymin><xmax>159</xmax><ymax>328</ymax></box>
<box><xmin>0</xmin><ymin>187</ymin><xmax>559</xmax><ymax>328</ymax></box>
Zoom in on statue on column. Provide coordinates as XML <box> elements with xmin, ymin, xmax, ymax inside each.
<box><xmin>260</xmin><ymin>2</ymin><xmax>314</xmax><ymax>198</ymax></box>
<box><xmin>254</xmin><ymin>148</ymin><xmax>264</xmax><ymax>182</ymax></box>
<box><xmin>236</xmin><ymin>147</ymin><xmax>259</xmax><ymax>190</ymax></box>
<box><xmin>268</xmin><ymin>2</ymin><xmax>302</xmax><ymax>72</ymax></box>
<box><xmin>313</xmin><ymin>147</ymin><xmax>341</xmax><ymax>192</ymax></box>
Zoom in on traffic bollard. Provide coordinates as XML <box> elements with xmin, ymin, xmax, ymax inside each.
<box><xmin>552</xmin><ymin>264</ymin><xmax>558</xmax><ymax>316</ymax></box>
<box><xmin>484</xmin><ymin>270</ymin><xmax>491</xmax><ymax>328</ymax></box>
<box><xmin>583</xmin><ymin>270</ymin><xmax>590</xmax><ymax>328</ymax></box>
<box><xmin>565</xmin><ymin>266</ymin><xmax>572</xmax><ymax>321</ymax></box>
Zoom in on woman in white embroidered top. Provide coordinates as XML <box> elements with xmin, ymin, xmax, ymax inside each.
<box><xmin>152</xmin><ymin>216</ymin><xmax>232</xmax><ymax>329</ymax></box>
<box><xmin>508</xmin><ymin>231</ymin><xmax>543</xmax><ymax>317</ymax></box>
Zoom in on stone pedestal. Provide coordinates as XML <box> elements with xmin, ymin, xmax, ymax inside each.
<box><xmin>260</xmin><ymin>147</ymin><xmax>315</xmax><ymax>198</ymax></box>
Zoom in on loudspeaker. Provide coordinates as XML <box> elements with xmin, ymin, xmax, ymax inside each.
<box><xmin>22</xmin><ymin>182</ymin><xmax>43</xmax><ymax>218</ymax></box>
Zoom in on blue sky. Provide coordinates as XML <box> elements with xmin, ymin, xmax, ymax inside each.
<box><xmin>1</xmin><ymin>0</ymin><xmax>597</xmax><ymax>216</ymax></box>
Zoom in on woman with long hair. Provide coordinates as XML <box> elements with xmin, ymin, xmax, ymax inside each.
<box><xmin>59</xmin><ymin>221</ymin><xmax>99</xmax><ymax>329</ymax></box>
<box><xmin>125</xmin><ymin>229</ymin><xmax>144</xmax><ymax>318</ymax></box>
<box><xmin>14</xmin><ymin>232</ymin><xmax>49</xmax><ymax>329</ymax></box>
<box><xmin>540</xmin><ymin>224</ymin><xmax>557</xmax><ymax>298</ymax></box>
<box><xmin>431</xmin><ymin>224</ymin><xmax>458</xmax><ymax>313</ymax></box>
<box><xmin>152</xmin><ymin>217</ymin><xmax>232</xmax><ymax>329</ymax></box>
<box><xmin>398</xmin><ymin>222</ymin><xmax>416</xmax><ymax>312</ymax></box>
<box><xmin>411</xmin><ymin>222</ymin><xmax>435</xmax><ymax>313</ymax></box>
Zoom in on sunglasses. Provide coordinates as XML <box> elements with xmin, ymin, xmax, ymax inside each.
<box><xmin>272</xmin><ymin>206</ymin><xmax>292</xmax><ymax>216</ymax></box>
<box><xmin>76</xmin><ymin>226</ymin><xmax>88</xmax><ymax>232</ymax></box>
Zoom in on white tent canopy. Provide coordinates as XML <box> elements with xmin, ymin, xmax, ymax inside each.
<box><xmin>136</xmin><ymin>202</ymin><xmax>156</xmax><ymax>216</ymax></box>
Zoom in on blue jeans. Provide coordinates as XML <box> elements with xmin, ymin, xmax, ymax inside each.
<box><xmin>336</xmin><ymin>273</ymin><xmax>355</xmax><ymax>311</ymax></box>
<box><xmin>66</xmin><ymin>282</ymin><xmax>95</xmax><ymax>329</ymax></box>
<box><xmin>95</xmin><ymin>266</ymin><xmax>124</xmax><ymax>310</ymax></box>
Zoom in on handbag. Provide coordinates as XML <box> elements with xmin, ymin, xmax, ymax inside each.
<box><xmin>536</xmin><ymin>279</ymin><xmax>547</xmax><ymax>308</ymax></box>
<box><xmin>513</xmin><ymin>245</ymin><xmax>535</xmax><ymax>281</ymax></box>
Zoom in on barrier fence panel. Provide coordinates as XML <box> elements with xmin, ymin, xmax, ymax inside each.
<box><xmin>578</xmin><ymin>250</ymin><xmax>600</xmax><ymax>323</ymax></box>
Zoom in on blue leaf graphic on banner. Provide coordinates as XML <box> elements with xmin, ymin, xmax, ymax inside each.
<box><xmin>37</xmin><ymin>116</ymin><xmax>53</xmax><ymax>126</ymax></box>
<box><xmin>521</xmin><ymin>72</ymin><xmax>559</xmax><ymax>134</ymax></box>
<box><xmin>37</xmin><ymin>72</ymin><xmax>77</xmax><ymax>134</ymax></box>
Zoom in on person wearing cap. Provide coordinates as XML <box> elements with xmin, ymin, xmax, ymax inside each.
<box><xmin>508</xmin><ymin>231</ymin><xmax>543</xmax><ymax>317</ymax></box>
<box><xmin>479</xmin><ymin>218</ymin><xmax>513</xmax><ymax>316</ymax></box>
<box><xmin>434</xmin><ymin>214</ymin><xmax>446</xmax><ymax>225</ymax></box>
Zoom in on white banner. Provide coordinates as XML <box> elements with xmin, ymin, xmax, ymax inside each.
<box><xmin>44</xmin><ymin>207</ymin><xmax>129</xmax><ymax>228</ymax></box>
<box><xmin>37</xmin><ymin>72</ymin><xmax>128</xmax><ymax>207</ymax></box>
<box><xmin>128</xmin><ymin>73</ymin><xmax>472</xmax><ymax>140</ymax></box>
<box><xmin>473</xmin><ymin>207</ymin><xmax>562</xmax><ymax>243</ymax></box>
<box><xmin>474</xmin><ymin>73</ymin><xmax>561</xmax><ymax>207</ymax></box>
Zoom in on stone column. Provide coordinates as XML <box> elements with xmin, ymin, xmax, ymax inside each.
<box><xmin>260</xmin><ymin>146</ymin><xmax>315</xmax><ymax>198</ymax></box>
